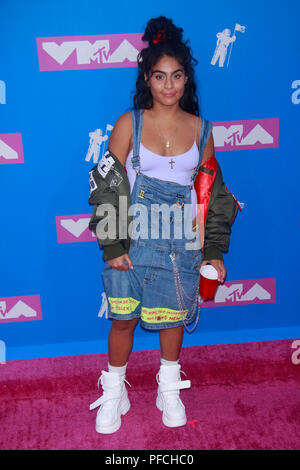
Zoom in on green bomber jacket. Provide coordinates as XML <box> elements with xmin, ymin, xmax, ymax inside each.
<box><xmin>88</xmin><ymin>149</ymin><xmax>241</xmax><ymax>262</ymax></box>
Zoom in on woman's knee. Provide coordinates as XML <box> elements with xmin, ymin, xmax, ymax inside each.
<box><xmin>111</xmin><ymin>318</ymin><xmax>139</xmax><ymax>333</ymax></box>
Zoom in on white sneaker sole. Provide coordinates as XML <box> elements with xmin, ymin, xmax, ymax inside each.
<box><xmin>95</xmin><ymin>397</ymin><xmax>131</xmax><ymax>434</ymax></box>
<box><xmin>156</xmin><ymin>394</ymin><xmax>187</xmax><ymax>428</ymax></box>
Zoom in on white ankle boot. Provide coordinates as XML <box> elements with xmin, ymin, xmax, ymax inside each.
<box><xmin>156</xmin><ymin>364</ymin><xmax>191</xmax><ymax>427</ymax></box>
<box><xmin>89</xmin><ymin>370</ymin><xmax>131</xmax><ymax>434</ymax></box>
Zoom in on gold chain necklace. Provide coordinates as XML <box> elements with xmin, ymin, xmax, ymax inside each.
<box><xmin>151</xmin><ymin>110</ymin><xmax>178</xmax><ymax>149</ymax></box>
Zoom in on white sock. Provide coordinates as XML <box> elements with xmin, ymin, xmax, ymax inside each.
<box><xmin>160</xmin><ymin>357</ymin><xmax>179</xmax><ymax>367</ymax></box>
<box><xmin>108</xmin><ymin>362</ymin><xmax>128</xmax><ymax>375</ymax></box>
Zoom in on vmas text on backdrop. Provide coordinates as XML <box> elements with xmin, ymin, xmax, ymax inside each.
<box><xmin>36</xmin><ymin>33</ymin><xmax>144</xmax><ymax>71</ymax></box>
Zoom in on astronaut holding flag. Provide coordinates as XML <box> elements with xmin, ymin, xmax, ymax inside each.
<box><xmin>211</xmin><ymin>23</ymin><xmax>246</xmax><ymax>67</ymax></box>
<box><xmin>85</xmin><ymin>124</ymin><xmax>114</xmax><ymax>163</ymax></box>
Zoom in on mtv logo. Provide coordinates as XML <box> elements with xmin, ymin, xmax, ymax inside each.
<box><xmin>0</xmin><ymin>295</ymin><xmax>42</xmax><ymax>323</ymax></box>
<box><xmin>0</xmin><ymin>133</ymin><xmax>24</xmax><ymax>164</ymax></box>
<box><xmin>214</xmin><ymin>284</ymin><xmax>244</xmax><ymax>302</ymax></box>
<box><xmin>36</xmin><ymin>33</ymin><xmax>144</xmax><ymax>71</ymax></box>
<box><xmin>56</xmin><ymin>215</ymin><xmax>96</xmax><ymax>243</ymax></box>
<box><xmin>202</xmin><ymin>278</ymin><xmax>276</xmax><ymax>307</ymax></box>
<box><xmin>0</xmin><ymin>80</ymin><xmax>6</xmax><ymax>104</ymax></box>
<box><xmin>212</xmin><ymin>118</ymin><xmax>279</xmax><ymax>151</ymax></box>
<box><xmin>215</xmin><ymin>282</ymin><xmax>271</xmax><ymax>303</ymax></box>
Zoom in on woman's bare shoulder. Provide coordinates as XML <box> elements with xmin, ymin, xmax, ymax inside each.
<box><xmin>115</xmin><ymin>111</ymin><xmax>132</xmax><ymax>126</ymax></box>
<box><xmin>108</xmin><ymin>112</ymin><xmax>132</xmax><ymax>166</ymax></box>
<box><xmin>181</xmin><ymin>110</ymin><xmax>201</xmax><ymax>127</ymax></box>
<box><xmin>180</xmin><ymin>111</ymin><xmax>201</xmax><ymax>145</ymax></box>
<box><xmin>182</xmin><ymin>112</ymin><xmax>214</xmax><ymax>162</ymax></box>
<box><xmin>111</xmin><ymin>111</ymin><xmax>132</xmax><ymax>137</ymax></box>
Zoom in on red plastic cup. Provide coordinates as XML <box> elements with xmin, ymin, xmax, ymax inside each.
<box><xmin>199</xmin><ymin>264</ymin><xmax>219</xmax><ymax>300</ymax></box>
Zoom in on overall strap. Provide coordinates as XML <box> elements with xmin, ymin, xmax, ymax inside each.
<box><xmin>130</xmin><ymin>108</ymin><xmax>144</xmax><ymax>174</ymax></box>
<box><xmin>191</xmin><ymin>117</ymin><xmax>213</xmax><ymax>184</ymax></box>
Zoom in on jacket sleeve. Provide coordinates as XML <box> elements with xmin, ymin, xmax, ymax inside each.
<box><xmin>88</xmin><ymin>157</ymin><xmax>131</xmax><ymax>262</ymax></box>
<box><xmin>202</xmin><ymin>161</ymin><xmax>240</xmax><ymax>262</ymax></box>
<box><xmin>89</xmin><ymin>203</ymin><xmax>129</xmax><ymax>261</ymax></box>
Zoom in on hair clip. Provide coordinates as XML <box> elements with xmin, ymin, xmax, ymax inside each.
<box><xmin>152</xmin><ymin>29</ymin><xmax>165</xmax><ymax>45</ymax></box>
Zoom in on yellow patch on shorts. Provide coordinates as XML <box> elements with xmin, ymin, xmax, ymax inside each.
<box><xmin>108</xmin><ymin>297</ymin><xmax>140</xmax><ymax>314</ymax></box>
<box><xmin>141</xmin><ymin>307</ymin><xmax>188</xmax><ymax>324</ymax></box>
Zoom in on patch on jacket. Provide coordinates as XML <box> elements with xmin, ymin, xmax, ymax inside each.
<box><xmin>89</xmin><ymin>171</ymin><xmax>97</xmax><ymax>193</ymax></box>
<box><xmin>109</xmin><ymin>167</ymin><xmax>123</xmax><ymax>187</ymax></box>
<box><xmin>97</xmin><ymin>151</ymin><xmax>115</xmax><ymax>178</ymax></box>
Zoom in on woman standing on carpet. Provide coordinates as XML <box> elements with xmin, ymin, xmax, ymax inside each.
<box><xmin>88</xmin><ymin>16</ymin><xmax>238</xmax><ymax>434</ymax></box>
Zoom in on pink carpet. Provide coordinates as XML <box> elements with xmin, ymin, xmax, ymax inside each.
<box><xmin>0</xmin><ymin>339</ymin><xmax>299</xmax><ymax>450</ymax></box>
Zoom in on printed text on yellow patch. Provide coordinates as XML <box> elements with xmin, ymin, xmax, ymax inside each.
<box><xmin>141</xmin><ymin>307</ymin><xmax>188</xmax><ymax>323</ymax></box>
<box><xmin>108</xmin><ymin>297</ymin><xmax>140</xmax><ymax>314</ymax></box>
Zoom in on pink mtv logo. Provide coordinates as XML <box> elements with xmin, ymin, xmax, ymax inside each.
<box><xmin>213</xmin><ymin>118</ymin><xmax>279</xmax><ymax>151</ymax></box>
<box><xmin>202</xmin><ymin>278</ymin><xmax>276</xmax><ymax>307</ymax></box>
<box><xmin>56</xmin><ymin>214</ymin><xmax>95</xmax><ymax>243</ymax></box>
<box><xmin>0</xmin><ymin>295</ymin><xmax>42</xmax><ymax>323</ymax></box>
<box><xmin>0</xmin><ymin>133</ymin><xmax>24</xmax><ymax>164</ymax></box>
<box><xmin>36</xmin><ymin>33</ymin><xmax>144</xmax><ymax>71</ymax></box>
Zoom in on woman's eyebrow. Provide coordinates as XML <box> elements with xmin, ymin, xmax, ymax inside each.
<box><xmin>151</xmin><ymin>68</ymin><xmax>184</xmax><ymax>75</ymax></box>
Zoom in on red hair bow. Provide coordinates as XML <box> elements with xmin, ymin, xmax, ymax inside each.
<box><xmin>152</xmin><ymin>29</ymin><xmax>165</xmax><ymax>44</ymax></box>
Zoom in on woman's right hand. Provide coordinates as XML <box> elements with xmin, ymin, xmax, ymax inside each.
<box><xmin>108</xmin><ymin>253</ymin><xmax>133</xmax><ymax>271</ymax></box>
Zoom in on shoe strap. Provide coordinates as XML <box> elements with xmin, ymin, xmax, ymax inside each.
<box><xmin>89</xmin><ymin>395</ymin><xmax>105</xmax><ymax>411</ymax></box>
<box><xmin>90</xmin><ymin>374</ymin><xmax>131</xmax><ymax>411</ymax></box>
<box><xmin>158</xmin><ymin>379</ymin><xmax>191</xmax><ymax>393</ymax></box>
<box><xmin>89</xmin><ymin>387</ymin><xmax>122</xmax><ymax>410</ymax></box>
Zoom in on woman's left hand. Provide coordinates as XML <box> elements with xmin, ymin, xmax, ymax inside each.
<box><xmin>200</xmin><ymin>259</ymin><xmax>226</xmax><ymax>284</ymax></box>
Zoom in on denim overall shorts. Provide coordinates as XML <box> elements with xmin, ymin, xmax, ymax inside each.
<box><xmin>102</xmin><ymin>109</ymin><xmax>212</xmax><ymax>331</ymax></box>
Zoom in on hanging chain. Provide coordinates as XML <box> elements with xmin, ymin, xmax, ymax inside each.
<box><xmin>169</xmin><ymin>252</ymin><xmax>202</xmax><ymax>333</ymax></box>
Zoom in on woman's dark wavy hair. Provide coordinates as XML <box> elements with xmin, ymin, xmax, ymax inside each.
<box><xmin>133</xmin><ymin>16</ymin><xmax>200</xmax><ymax>116</ymax></box>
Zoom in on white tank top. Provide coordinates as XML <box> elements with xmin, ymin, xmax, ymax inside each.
<box><xmin>125</xmin><ymin>141</ymin><xmax>199</xmax><ymax>218</ymax></box>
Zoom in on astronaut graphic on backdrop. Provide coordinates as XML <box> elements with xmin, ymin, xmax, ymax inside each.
<box><xmin>211</xmin><ymin>24</ymin><xmax>245</xmax><ymax>67</ymax></box>
<box><xmin>211</xmin><ymin>29</ymin><xmax>236</xmax><ymax>67</ymax></box>
<box><xmin>85</xmin><ymin>124</ymin><xmax>114</xmax><ymax>163</ymax></box>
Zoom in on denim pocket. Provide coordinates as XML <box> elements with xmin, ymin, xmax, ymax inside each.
<box><xmin>173</xmin><ymin>249</ymin><xmax>201</xmax><ymax>274</ymax></box>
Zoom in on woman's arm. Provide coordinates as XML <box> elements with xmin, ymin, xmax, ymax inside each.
<box><xmin>198</xmin><ymin>130</ymin><xmax>227</xmax><ymax>283</ymax></box>
<box><xmin>105</xmin><ymin>112</ymin><xmax>133</xmax><ymax>270</ymax></box>
<box><xmin>201</xmin><ymin>132</ymin><xmax>214</xmax><ymax>165</ymax></box>
<box><xmin>196</xmin><ymin>127</ymin><xmax>238</xmax><ymax>284</ymax></box>
<box><xmin>108</xmin><ymin>112</ymin><xmax>132</xmax><ymax>166</ymax></box>
<box><xmin>88</xmin><ymin>112</ymin><xmax>134</xmax><ymax>270</ymax></box>
<box><xmin>195</xmin><ymin>116</ymin><xmax>215</xmax><ymax>165</ymax></box>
